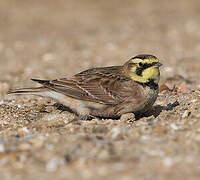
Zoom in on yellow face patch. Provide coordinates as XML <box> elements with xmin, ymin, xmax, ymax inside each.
<box><xmin>127</xmin><ymin>62</ymin><xmax>160</xmax><ymax>83</ymax></box>
<box><xmin>142</xmin><ymin>66</ymin><xmax>160</xmax><ymax>84</ymax></box>
<box><xmin>126</xmin><ymin>55</ymin><xmax>161</xmax><ymax>84</ymax></box>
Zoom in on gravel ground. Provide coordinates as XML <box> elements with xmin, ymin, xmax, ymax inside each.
<box><xmin>0</xmin><ymin>0</ymin><xmax>200</xmax><ymax>179</ymax></box>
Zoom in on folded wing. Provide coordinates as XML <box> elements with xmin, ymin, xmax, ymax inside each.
<box><xmin>31</xmin><ymin>66</ymin><xmax>130</xmax><ymax>105</ymax></box>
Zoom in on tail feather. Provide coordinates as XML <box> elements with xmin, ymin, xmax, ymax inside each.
<box><xmin>8</xmin><ymin>78</ymin><xmax>51</xmax><ymax>95</ymax></box>
<box><xmin>31</xmin><ymin>78</ymin><xmax>51</xmax><ymax>86</ymax></box>
<box><xmin>8</xmin><ymin>87</ymin><xmax>47</xmax><ymax>94</ymax></box>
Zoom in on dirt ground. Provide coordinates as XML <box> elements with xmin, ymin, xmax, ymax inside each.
<box><xmin>0</xmin><ymin>0</ymin><xmax>200</xmax><ymax>179</ymax></box>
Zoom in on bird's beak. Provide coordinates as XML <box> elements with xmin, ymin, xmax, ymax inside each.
<box><xmin>153</xmin><ymin>62</ymin><xmax>162</xmax><ymax>67</ymax></box>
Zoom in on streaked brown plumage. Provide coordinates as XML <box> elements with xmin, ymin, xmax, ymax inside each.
<box><xmin>8</xmin><ymin>54</ymin><xmax>162</xmax><ymax>119</ymax></box>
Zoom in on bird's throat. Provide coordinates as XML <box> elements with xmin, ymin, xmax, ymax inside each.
<box><xmin>129</xmin><ymin>67</ymin><xmax>160</xmax><ymax>84</ymax></box>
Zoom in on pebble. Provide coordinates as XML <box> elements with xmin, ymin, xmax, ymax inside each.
<box><xmin>109</xmin><ymin>127</ymin><xmax>122</xmax><ymax>140</ymax></box>
<box><xmin>163</xmin><ymin>157</ymin><xmax>174</xmax><ymax>167</ymax></box>
<box><xmin>160</xmin><ymin>84</ymin><xmax>170</xmax><ymax>92</ymax></box>
<box><xmin>170</xmin><ymin>123</ymin><xmax>181</xmax><ymax>130</ymax></box>
<box><xmin>46</xmin><ymin>158</ymin><xmax>62</xmax><ymax>172</ymax></box>
<box><xmin>42</xmin><ymin>53</ymin><xmax>55</xmax><ymax>62</ymax></box>
<box><xmin>21</xmin><ymin>127</ymin><xmax>29</xmax><ymax>133</ymax></box>
<box><xmin>177</xmin><ymin>84</ymin><xmax>191</xmax><ymax>93</ymax></box>
<box><xmin>0</xmin><ymin>144</ymin><xmax>5</xmax><ymax>153</ymax></box>
<box><xmin>182</xmin><ymin>110</ymin><xmax>190</xmax><ymax>118</ymax></box>
<box><xmin>0</xmin><ymin>100</ymin><xmax>4</xmax><ymax>105</ymax></box>
<box><xmin>120</xmin><ymin>113</ymin><xmax>135</xmax><ymax>123</ymax></box>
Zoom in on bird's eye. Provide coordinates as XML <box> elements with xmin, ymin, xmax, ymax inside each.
<box><xmin>139</xmin><ymin>62</ymin><xmax>143</xmax><ymax>67</ymax></box>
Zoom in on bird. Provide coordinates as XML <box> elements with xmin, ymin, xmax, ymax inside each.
<box><xmin>8</xmin><ymin>54</ymin><xmax>162</xmax><ymax>119</ymax></box>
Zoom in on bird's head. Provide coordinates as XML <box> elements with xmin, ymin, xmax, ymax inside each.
<box><xmin>124</xmin><ymin>54</ymin><xmax>162</xmax><ymax>84</ymax></box>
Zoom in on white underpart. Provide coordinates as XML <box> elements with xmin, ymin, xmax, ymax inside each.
<box><xmin>31</xmin><ymin>90</ymin><xmax>90</xmax><ymax>116</ymax></box>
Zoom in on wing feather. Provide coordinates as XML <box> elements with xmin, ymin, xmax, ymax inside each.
<box><xmin>32</xmin><ymin>66</ymin><xmax>132</xmax><ymax>105</ymax></box>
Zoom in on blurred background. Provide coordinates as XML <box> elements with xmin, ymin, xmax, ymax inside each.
<box><xmin>1</xmin><ymin>0</ymin><xmax>200</xmax><ymax>90</ymax></box>
<box><xmin>1</xmin><ymin>1</ymin><xmax>200</xmax><ymax>179</ymax></box>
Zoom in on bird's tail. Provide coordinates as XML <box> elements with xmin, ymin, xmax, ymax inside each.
<box><xmin>8</xmin><ymin>87</ymin><xmax>47</xmax><ymax>95</ymax></box>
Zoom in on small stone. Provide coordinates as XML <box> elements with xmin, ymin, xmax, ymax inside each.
<box><xmin>0</xmin><ymin>100</ymin><xmax>4</xmax><ymax>105</ymax></box>
<box><xmin>120</xmin><ymin>113</ymin><xmax>135</xmax><ymax>123</ymax></box>
<box><xmin>21</xmin><ymin>127</ymin><xmax>29</xmax><ymax>133</ymax></box>
<box><xmin>42</xmin><ymin>53</ymin><xmax>55</xmax><ymax>62</ymax></box>
<box><xmin>159</xmin><ymin>84</ymin><xmax>170</xmax><ymax>92</ymax></box>
<box><xmin>163</xmin><ymin>66</ymin><xmax>174</xmax><ymax>73</ymax></box>
<box><xmin>0</xmin><ymin>144</ymin><xmax>5</xmax><ymax>153</ymax></box>
<box><xmin>170</xmin><ymin>123</ymin><xmax>181</xmax><ymax>130</ymax></box>
<box><xmin>163</xmin><ymin>157</ymin><xmax>174</xmax><ymax>167</ymax></box>
<box><xmin>182</xmin><ymin>110</ymin><xmax>191</xmax><ymax>118</ymax></box>
<box><xmin>108</xmin><ymin>127</ymin><xmax>123</xmax><ymax>140</ymax></box>
<box><xmin>46</xmin><ymin>158</ymin><xmax>58</xmax><ymax>172</ymax></box>
<box><xmin>177</xmin><ymin>84</ymin><xmax>191</xmax><ymax>93</ymax></box>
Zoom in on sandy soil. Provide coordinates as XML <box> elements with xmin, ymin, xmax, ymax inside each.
<box><xmin>0</xmin><ymin>0</ymin><xmax>200</xmax><ymax>179</ymax></box>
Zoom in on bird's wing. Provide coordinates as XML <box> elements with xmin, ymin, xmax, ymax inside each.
<box><xmin>32</xmin><ymin>66</ymin><xmax>133</xmax><ymax>105</ymax></box>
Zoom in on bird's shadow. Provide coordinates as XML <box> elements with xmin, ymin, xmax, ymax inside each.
<box><xmin>135</xmin><ymin>105</ymin><xmax>164</xmax><ymax>120</ymax></box>
<box><xmin>136</xmin><ymin>100</ymin><xmax>180</xmax><ymax>120</ymax></box>
<box><xmin>52</xmin><ymin>100</ymin><xmax>180</xmax><ymax>121</ymax></box>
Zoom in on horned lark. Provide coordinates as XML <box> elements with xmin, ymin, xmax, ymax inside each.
<box><xmin>8</xmin><ymin>54</ymin><xmax>162</xmax><ymax>119</ymax></box>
